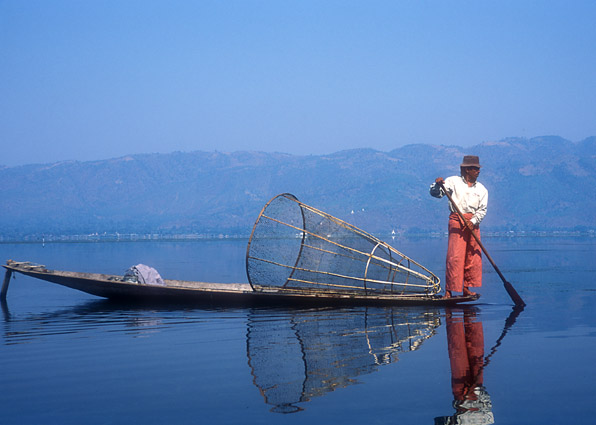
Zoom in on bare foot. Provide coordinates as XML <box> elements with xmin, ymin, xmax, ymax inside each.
<box><xmin>463</xmin><ymin>287</ymin><xmax>477</xmax><ymax>296</ymax></box>
<box><xmin>443</xmin><ymin>290</ymin><xmax>452</xmax><ymax>299</ymax></box>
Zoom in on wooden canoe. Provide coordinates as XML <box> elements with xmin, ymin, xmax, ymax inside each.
<box><xmin>2</xmin><ymin>260</ymin><xmax>479</xmax><ymax>307</ymax></box>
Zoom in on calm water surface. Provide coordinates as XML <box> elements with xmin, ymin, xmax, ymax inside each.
<box><xmin>1</xmin><ymin>237</ymin><xmax>595</xmax><ymax>424</ymax></box>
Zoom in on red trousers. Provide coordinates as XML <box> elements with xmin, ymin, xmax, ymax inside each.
<box><xmin>446</xmin><ymin>213</ymin><xmax>482</xmax><ymax>292</ymax></box>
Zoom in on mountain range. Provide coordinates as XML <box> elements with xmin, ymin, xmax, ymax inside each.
<box><xmin>1</xmin><ymin>136</ymin><xmax>595</xmax><ymax>240</ymax></box>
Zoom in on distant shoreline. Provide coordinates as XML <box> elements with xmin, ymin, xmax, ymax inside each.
<box><xmin>1</xmin><ymin>230</ymin><xmax>594</xmax><ymax>244</ymax></box>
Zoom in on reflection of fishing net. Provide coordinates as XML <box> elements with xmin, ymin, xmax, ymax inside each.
<box><xmin>246</xmin><ymin>194</ymin><xmax>440</xmax><ymax>295</ymax></box>
<box><xmin>246</xmin><ymin>307</ymin><xmax>441</xmax><ymax>413</ymax></box>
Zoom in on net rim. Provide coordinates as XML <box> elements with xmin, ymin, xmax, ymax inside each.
<box><xmin>246</xmin><ymin>193</ymin><xmax>305</xmax><ymax>291</ymax></box>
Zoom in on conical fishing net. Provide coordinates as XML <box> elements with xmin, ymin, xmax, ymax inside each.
<box><xmin>246</xmin><ymin>193</ymin><xmax>440</xmax><ymax>296</ymax></box>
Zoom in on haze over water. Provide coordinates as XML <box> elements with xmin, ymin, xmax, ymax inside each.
<box><xmin>1</xmin><ymin>237</ymin><xmax>594</xmax><ymax>424</ymax></box>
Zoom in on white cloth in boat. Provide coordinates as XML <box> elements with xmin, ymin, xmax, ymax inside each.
<box><xmin>124</xmin><ymin>264</ymin><xmax>165</xmax><ymax>286</ymax></box>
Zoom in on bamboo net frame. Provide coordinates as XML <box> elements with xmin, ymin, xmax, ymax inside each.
<box><xmin>246</xmin><ymin>194</ymin><xmax>440</xmax><ymax>296</ymax></box>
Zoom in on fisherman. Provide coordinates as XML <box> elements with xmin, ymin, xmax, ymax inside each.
<box><xmin>430</xmin><ymin>155</ymin><xmax>488</xmax><ymax>298</ymax></box>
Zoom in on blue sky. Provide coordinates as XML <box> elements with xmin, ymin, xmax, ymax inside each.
<box><xmin>2</xmin><ymin>0</ymin><xmax>595</xmax><ymax>166</ymax></box>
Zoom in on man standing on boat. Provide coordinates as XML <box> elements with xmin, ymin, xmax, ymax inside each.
<box><xmin>430</xmin><ymin>155</ymin><xmax>488</xmax><ymax>298</ymax></box>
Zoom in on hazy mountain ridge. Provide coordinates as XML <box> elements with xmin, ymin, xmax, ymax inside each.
<box><xmin>1</xmin><ymin>136</ymin><xmax>595</xmax><ymax>239</ymax></box>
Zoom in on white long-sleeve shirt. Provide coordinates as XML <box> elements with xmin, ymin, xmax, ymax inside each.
<box><xmin>429</xmin><ymin>176</ymin><xmax>488</xmax><ymax>226</ymax></box>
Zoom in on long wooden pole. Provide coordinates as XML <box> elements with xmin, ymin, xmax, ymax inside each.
<box><xmin>439</xmin><ymin>182</ymin><xmax>526</xmax><ymax>307</ymax></box>
<box><xmin>1</xmin><ymin>269</ymin><xmax>12</xmax><ymax>300</ymax></box>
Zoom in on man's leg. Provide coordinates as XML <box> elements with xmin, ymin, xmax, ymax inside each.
<box><xmin>463</xmin><ymin>227</ymin><xmax>482</xmax><ymax>295</ymax></box>
<box><xmin>446</xmin><ymin>214</ymin><xmax>466</xmax><ymax>294</ymax></box>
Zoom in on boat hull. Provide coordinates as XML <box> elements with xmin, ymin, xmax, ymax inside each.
<box><xmin>3</xmin><ymin>261</ymin><xmax>479</xmax><ymax>307</ymax></box>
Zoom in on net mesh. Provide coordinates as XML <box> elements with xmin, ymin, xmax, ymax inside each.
<box><xmin>246</xmin><ymin>193</ymin><xmax>440</xmax><ymax>296</ymax></box>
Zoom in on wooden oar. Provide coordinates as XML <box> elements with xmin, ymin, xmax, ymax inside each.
<box><xmin>438</xmin><ymin>182</ymin><xmax>526</xmax><ymax>307</ymax></box>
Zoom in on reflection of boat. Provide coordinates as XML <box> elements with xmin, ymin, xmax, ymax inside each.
<box><xmin>1</xmin><ymin>299</ymin><xmax>182</xmax><ymax>345</ymax></box>
<box><xmin>2</xmin><ymin>261</ymin><xmax>478</xmax><ymax>306</ymax></box>
<box><xmin>246</xmin><ymin>307</ymin><xmax>441</xmax><ymax>413</ymax></box>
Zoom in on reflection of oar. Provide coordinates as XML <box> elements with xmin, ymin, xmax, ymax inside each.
<box><xmin>462</xmin><ymin>304</ymin><xmax>525</xmax><ymax>398</ymax></box>
<box><xmin>481</xmin><ymin>304</ymin><xmax>524</xmax><ymax>368</ymax></box>
<box><xmin>438</xmin><ymin>182</ymin><xmax>526</xmax><ymax>307</ymax></box>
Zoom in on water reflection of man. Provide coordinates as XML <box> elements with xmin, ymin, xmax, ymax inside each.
<box><xmin>435</xmin><ymin>308</ymin><xmax>494</xmax><ymax>425</ymax></box>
